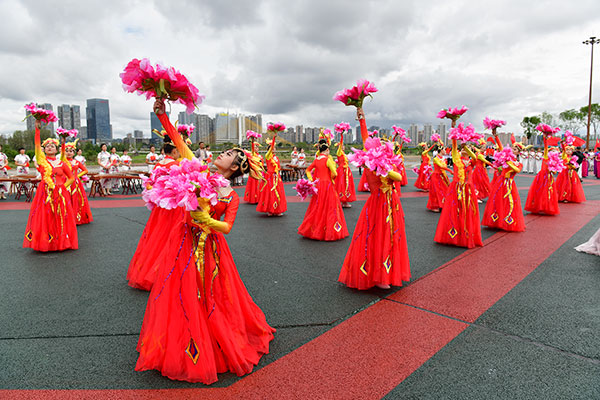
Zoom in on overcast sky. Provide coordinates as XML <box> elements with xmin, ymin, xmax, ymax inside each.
<box><xmin>1</xmin><ymin>0</ymin><xmax>599</xmax><ymax>139</ymax></box>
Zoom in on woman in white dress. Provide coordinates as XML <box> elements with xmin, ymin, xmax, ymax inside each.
<box><xmin>528</xmin><ymin>150</ymin><xmax>536</xmax><ymax>174</ymax></box>
<box><xmin>297</xmin><ymin>148</ymin><xmax>306</xmax><ymax>167</ymax></box>
<box><xmin>520</xmin><ymin>150</ymin><xmax>529</xmax><ymax>174</ymax></box>
<box><xmin>120</xmin><ymin>149</ymin><xmax>132</xmax><ymax>172</ymax></box>
<box><xmin>75</xmin><ymin>149</ymin><xmax>86</xmax><ymax>165</ymax></box>
<box><xmin>0</xmin><ymin>145</ymin><xmax>8</xmax><ymax>199</ymax></box>
<box><xmin>14</xmin><ymin>148</ymin><xmax>31</xmax><ymax>174</ymax></box>
<box><xmin>97</xmin><ymin>144</ymin><xmax>112</xmax><ymax>196</ymax></box>
<box><xmin>145</xmin><ymin>145</ymin><xmax>158</xmax><ymax>172</ymax></box>
<box><xmin>290</xmin><ymin>146</ymin><xmax>299</xmax><ymax>167</ymax></box>
<box><xmin>535</xmin><ymin>150</ymin><xmax>543</xmax><ymax>174</ymax></box>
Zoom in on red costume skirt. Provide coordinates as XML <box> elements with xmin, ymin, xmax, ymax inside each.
<box><xmin>556</xmin><ymin>169</ymin><xmax>586</xmax><ymax>203</ymax></box>
<box><xmin>414</xmin><ymin>162</ymin><xmax>431</xmax><ymax>191</ymax></box>
<box><xmin>524</xmin><ymin>171</ymin><xmax>559</xmax><ymax>215</ymax></box>
<box><xmin>357</xmin><ymin>172</ymin><xmax>369</xmax><ymax>192</ymax></box>
<box><xmin>472</xmin><ymin>165</ymin><xmax>491</xmax><ymax>199</ymax></box>
<box><xmin>434</xmin><ymin>181</ymin><xmax>483</xmax><ymax>248</ymax></box>
<box><xmin>136</xmin><ymin>223</ymin><xmax>275</xmax><ymax>384</ymax></box>
<box><xmin>338</xmin><ymin>187</ymin><xmax>411</xmax><ymax>289</ymax></box>
<box><xmin>256</xmin><ymin>172</ymin><xmax>287</xmax><ymax>214</ymax></box>
<box><xmin>298</xmin><ymin>180</ymin><xmax>349</xmax><ymax>241</ymax></box>
<box><xmin>399</xmin><ymin>164</ymin><xmax>408</xmax><ymax>186</ymax></box>
<box><xmin>71</xmin><ymin>178</ymin><xmax>93</xmax><ymax>225</ymax></box>
<box><xmin>127</xmin><ymin>207</ymin><xmax>185</xmax><ymax>291</ymax></box>
<box><xmin>23</xmin><ymin>182</ymin><xmax>78</xmax><ymax>251</ymax></box>
<box><xmin>427</xmin><ymin>172</ymin><xmax>450</xmax><ymax>210</ymax></box>
<box><xmin>335</xmin><ymin>165</ymin><xmax>357</xmax><ymax>203</ymax></box>
<box><xmin>243</xmin><ymin>176</ymin><xmax>262</xmax><ymax>204</ymax></box>
<box><xmin>482</xmin><ymin>177</ymin><xmax>525</xmax><ymax>232</ymax></box>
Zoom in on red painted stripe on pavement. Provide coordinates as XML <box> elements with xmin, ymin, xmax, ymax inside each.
<box><xmin>389</xmin><ymin>200</ymin><xmax>600</xmax><ymax>322</ymax></box>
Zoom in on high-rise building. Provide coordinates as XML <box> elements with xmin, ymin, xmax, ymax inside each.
<box><xmin>178</xmin><ymin>111</ymin><xmax>195</xmax><ymax>126</ymax></box>
<box><xmin>437</xmin><ymin>123</ymin><xmax>447</xmax><ymax>144</ymax></box>
<box><xmin>295</xmin><ymin>125</ymin><xmax>304</xmax><ymax>143</ymax></box>
<box><xmin>26</xmin><ymin>103</ymin><xmax>55</xmax><ymax>133</ymax></box>
<box><xmin>57</xmin><ymin>104</ymin><xmax>81</xmax><ymax>131</ymax></box>
<box><xmin>196</xmin><ymin>114</ymin><xmax>213</xmax><ymax>144</ymax></box>
<box><xmin>86</xmin><ymin>99</ymin><xmax>111</xmax><ymax>143</ymax></box>
<box><xmin>80</xmin><ymin>126</ymin><xmax>87</xmax><ymax>139</ymax></box>
<box><xmin>409</xmin><ymin>124</ymin><xmax>418</xmax><ymax>144</ymax></box>
<box><xmin>214</xmin><ymin>112</ymin><xmax>239</xmax><ymax>144</ymax></box>
<box><xmin>150</xmin><ymin>112</ymin><xmax>169</xmax><ymax>143</ymax></box>
<box><xmin>424</xmin><ymin>123</ymin><xmax>433</xmax><ymax>141</ymax></box>
<box><xmin>239</xmin><ymin>114</ymin><xmax>262</xmax><ymax>144</ymax></box>
<box><xmin>134</xmin><ymin>130</ymin><xmax>143</xmax><ymax>139</ymax></box>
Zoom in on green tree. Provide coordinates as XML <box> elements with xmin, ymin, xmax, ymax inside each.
<box><xmin>558</xmin><ymin>109</ymin><xmax>585</xmax><ymax>134</ymax></box>
<box><xmin>7</xmin><ymin>129</ymin><xmax>54</xmax><ymax>151</ymax></box>
<box><xmin>520</xmin><ymin>116</ymin><xmax>541</xmax><ymax>140</ymax></box>
<box><xmin>580</xmin><ymin>103</ymin><xmax>600</xmax><ymax>145</ymax></box>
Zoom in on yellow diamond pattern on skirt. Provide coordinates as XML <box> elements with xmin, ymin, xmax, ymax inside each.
<box><xmin>273</xmin><ymin>202</ymin><xmax>278</xmax><ymax>209</ymax></box>
<box><xmin>504</xmin><ymin>215</ymin><xmax>514</xmax><ymax>225</ymax></box>
<box><xmin>334</xmin><ymin>222</ymin><xmax>342</xmax><ymax>232</ymax></box>
<box><xmin>360</xmin><ymin>261</ymin><xmax>368</xmax><ymax>276</ymax></box>
<box><xmin>448</xmin><ymin>228</ymin><xmax>458</xmax><ymax>238</ymax></box>
<box><xmin>185</xmin><ymin>338</ymin><xmax>200</xmax><ymax>365</ymax></box>
<box><xmin>25</xmin><ymin>231</ymin><xmax>33</xmax><ymax>242</ymax></box>
<box><xmin>491</xmin><ymin>213</ymin><xmax>499</xmax><ymax>222</ymax></box>
<box><xmin>383</xmin><ymin>257</ymin><xmax>392</xmax><ymax>274</ymax></box>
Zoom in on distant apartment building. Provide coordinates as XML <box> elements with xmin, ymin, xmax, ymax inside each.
<box><xmin>133</xmin><ymin>130</ymin><xmax>143</xmax><ymax>139</ymax></box>
<box><xmin>57</xmin><ymin>104</ymin><xmax>81</xmax><ymax>131</ymax></box>
<box><xmin>437</xmin><ymin>123</ymin><xmax>447</xmax><ymax>143</ymax></box>
<box><xmin>196</xmin><ymin>114</ymin><xmax>213</xmax><ymax>144</ymax></box>
<box><xmin>150</xmin><ymin>112</ymin><xmax>169</xmax><ymax>143</ymax></box>
<box><xmin>26</xmin><ymin>103</ymin><xmax>55</xmax><ymax>133</ymax></box>
<box><xmin>423</xmin><ymin>124</ymin><xmax>433</xmax><ymax>141</ymax></box>
<box><xmin>86</xmin><ymin>99</ymin><xmax>111</xmax><ymax>143</ymax></box>
<box><xmin>215</xmin><ymin>112</ymin><xmax>239</xmax><ymax>144</ymax></box>
<box><xmin>295</xmin><ymin>125</ymin><xmax>304</xmax><ymax>143</ymax></box>
<box><xmin>409</xmin><ymin>124</ymin><xmax>418</xmax><ymax>144</ymax></box>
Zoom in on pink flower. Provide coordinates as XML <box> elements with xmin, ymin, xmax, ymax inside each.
<box><xmin>322</xmin><ymin>128</ymin><xmax>332</xmax><ymax>141</ymax></box>
<box><xmin>333</xmin><ymin>79</ymin><xmax>377</xmax><ymax>108</ymax></box>
<box><xmin>436</xmin><ymin>109</ymin><xmax>447</xmax><ymax>119</ymax></box>
<box><xmin>547</xmin><ymin>150</ymin><xmax>565</xmax><ymax>173</ymax></box>
<box><xmin>392</xmin><ymin>125</ymin><xmax>411</xmax><ymax>143</ymax></box>
<box><xmin>267</xmin><ymin>122</ymin><xmax>286</xmax><ymax>133</ymax></box>
<box><xmin>348</xmin><ymin>136</ymin><xmax>401</xmax><ymax>177</ymax></box>
<box><xmin>448</xmin><ymin>122</ymin><xmax>482</xmax><ymax>143</ymax></box>
<box><xmin>437</xmin><ymin>106</ymin><xmax>468</xmax><ymax>120</ymax></box>
<box><xmin>334</xmin><ymin>122</ymin><xmax>351</xmax><ymax>134</ymax></box>
<box><xmin>120</xmin><ymin>58</ymin><xmax>205</xmax><ymax>114</ymax></box>
<box><xmin>24</xmin><ymin>103</ymin><xmax>58</xmax><ymax>124</ymax></box>
<box><xmin>569</xmin><ymin>155</ymin><xmax>579</xmax><ymax>168</ymax></box>
<box><xmin>491</xmin><ymin>147</ymin><xmax>517</xmax><ymax>169</ymax></box>
<box><xmin>431</xmin><ymin>133</ymin><xmax>441</xmax><ymax>142</ymax></box>
<box><xmin>535</xmin><ymin>124</ymin><xmax>560</xmax><ymax>136</ymax></box>
<box><xmin>177</xmin><ymin>124</ymin><xmax>195</xmax><ymax>136</ymax></box>
<box><xmin>563</xmin><ymin>130</ymin><xmax>575</xmax><ymax>145</ymax></box>
<box><xmin>294</xmin><ymin>178</ymin><xmax>318</xmax><ymax>201</ymax></box>
<box><xmin>246</xmin><ymin>130</ymin><xmax>262</xmax><ymax>140</ymax></box>
<box><xmin>483</xmin><ymin>117</ymin><xmax>506</xmax><ymax>130</ymax></box>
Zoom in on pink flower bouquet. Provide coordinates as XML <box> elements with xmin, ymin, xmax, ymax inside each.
<box><xmin>334</xmin><ymin>122</ymin><xmax>351</xmax><ymax>134</ymax></box>
<box><xmin>563</xmin><ymin>130</ymin><xmax>575</xmax><ymax>145</ymax></box>
<box><xmin>246</xmin><ymin>130</ymin><xmax>262</xmax><ymax>140</ymax></box>
<box><xmin>141</xmin><ymin>158</ymin><xmax>229</xmax><ymax>211</ymax></box>
<box><xmin>321</xmin><ymin>128</ymin><xmax>333</xmax><ymax>142</ymax></box>
<box><xmin>569</xmin><ymin>155</ymin><xmax>579</xmax><ymax>168</ymax></box>
<box><xmin>535</xmin><ymin>124</ymin><xmax>560</xmax><ymax>136</ymax></box>
<box><xmin>120</xmin><ymin>58</ymin><xmax>204</xmax><ymax>114</ymax></box>
<box><xmin>266</xmin><ymin>122</ymin><xmax>286</xmax><ymax>133</ymax></box>
<box><xmin>448</xmin><ymin>122</ymin><xmax>482</xmax><ymax>143</ymax></box>
<box><xmin>24</xmin><ymin>103</ymin><xmax>58</xmax><ymax>124</ymax></box>
<box><xmin>177</xmin><ymin>123</ymin><xmax>195</xmax><ymax>136</ymax></box>
<box><xmin>483</xmin><ymin>117</ymin><xmax>506</xmax><ymax>130</ymax></box>
<box><xmin>437</xmin><ymin>106</ymin><xmax>468</xmax><ymax>120</ymax></box>
<box><xmin>547</xmin><ymin>150</ymin><xmax>566</xmax><ymax>173</ymax></box>
<box><xmin>56</xmin><ymin>127</ymin><xmax>78</xmax><ymax>139</ymax></box>
<box><xmin>393</xmin><ymin>126</ymin><xmax>411</xmax><ymax>143</ymax></box>
<box><xmin>294</xmin><ymin>178</ymin><xmax>318</xmax><ymax>201</ymax></box>
<box><xmin>491</xmin><ymin>147</ymin><xmax>517</xmax><ymax>169</ymax></box>
<box><xmin>430</xmin><ymin>133</ymin><xmax>441</xmax><ymax>143</ymax></box>
<box><xmin>333</xmin><ymin>79</ymin><xmax>378</xmax><ymax>108</ymax></box>
<box><xmin>348</xmin><ymin>136</ymin><xmax>401</xmax><ymax>176</ymax></box>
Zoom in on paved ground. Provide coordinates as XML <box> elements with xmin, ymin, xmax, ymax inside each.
<box><xmin>0</xmin><ymin>169</ymin><xmax>599</xmax><ymax>399</ymax></box>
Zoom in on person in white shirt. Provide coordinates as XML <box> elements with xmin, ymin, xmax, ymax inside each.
<box><xmin>297</xmin><ymin>148</ymin><xmax>306</xmax><ymax>167</ymax></box>
<box><xmin>205</xmin><ymin>145</ymin><xmax>213</xmax><ymax>164</ymax></box>
<box><xmin>157</xmin><ymin>148</ymin><xmax>165</xmax><ymax>162</ymax></box>
<box><xmin>14</xmin><ymin>147</ymin><xmax>31</xmax><ymax>174</ymax></box>
<box><xmin>535</xmin><ymin>150</ymin><xmax>543</xmax><ymax>174</ymax></box>
<box><xmin>194</xmin><ymin>141</ymin><xmax>209</xmax><ymax>162</ymax></box>
<box><xmin>145</xmin><ymin>145</ymin><xmax>158</xmax><ymax>172</ymax></box>
<box><xmin>290</xmin><ymin>146</ymin><xmax>299</xmax><ymax>167</ymax></box>
<box><xmin>0</xmin><ymin>145</ymin><xmax>8</xmax><ymax>199</ymax></box>
<box><xmin>74</xmin><ymin>149</ymin><xmax>86</xmax><ymax>165</ymax></box>
<box><xmin>108</xmin><ymin>147</ymin><xmax>121</xmax><ymax>190</ymax></box>
<box><xmin>120</xmin><ymin>149</ymin><xmax>132</xmax><ymax>171</ymax></box>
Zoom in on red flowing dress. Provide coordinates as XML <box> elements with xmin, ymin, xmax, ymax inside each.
<box><xmin>427</xmin><ymin>155</ymin><xmax>450</xmax><ymax>211</ymax></box>
<box><xmin>338</xmin><ymin>119</ymin><xmax>411</xmax><ymax>290</ymax></box>
<box><xmin>525</xmin><ymin>140</ymin><xmax>559</xmax><ymax>215</ymax></box>
<box><xmin>23</xmin><ymin>135</ymin><xmax>78</xmax><ymax>252</ymax></box>
<box><xmin>482</xmin><ymin>161</ymin><xmax>525</xmax><ymax>232</ymax></box>
<box><xmin>471</xmin><ymin>156</ymin><xmax>491</xmax><ymax>200</ymax></box>
<box><xmin>243</xmin><ymin>141</ymin><xmax>263</xmax><ymax>204</ymax></box>
<box><xmin>357</xmin><ymin>170</ymin><xmax>369</xmax><ymax>192</ymax></box>
<box><xmin>256</xmin><ymin>140</ymin><xmax>287</xmax><ymax>215</ymax></box>
<box><xmin>556</xmin><ymin>159</ymin><xmax>586</xmax><ymax>203</ymax></box>
<box><xmin>68</xmin><ymin>158</ymin><xmax>93</xmax><ymax>225</ymax></box>
<box><xmin>127</xmin><ymin>158</ymin><xmax>183</xmax><ymax>291</ymax></box>
<box><xmin>414</xmin><ymin>149</ymin><xmax>432</xmax><ymax>191</ymax></box>
<box><xmin>399</xmin><ymin>153</ymin><xmax>408</xmax><ymax>186</ymax></box>
<box><xmin>298</xmin><ymin>155</ymin><xmax>349</xmax><ymax>241</ymax></box>
<box><xmin>335</xmin><ymin>144</ymin><xmax>356</xmax><ymax>203</ymax></box>
<box><xmin>136</xmin><ymin>191</ymin><xmax>275</xmax><ymax>384</ymax></box>
<box><xmin>434</xmin><ymin>140</ymin><xmax>483</xmax><ymax>248</ymax></box>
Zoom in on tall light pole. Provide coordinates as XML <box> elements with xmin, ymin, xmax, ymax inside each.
<box><xmin>583</xmin><ymin>36</ymin><xmax>600</xmax><ymax>150</ymax></box>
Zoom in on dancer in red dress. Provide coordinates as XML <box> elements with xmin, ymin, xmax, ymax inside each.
<box><xmin>243</xmin><ymin>135</ymin><xmax>265</xmax><ymax>204</ymax></box>
<box><xmin>63</xmin><ymin>139</ymin><xmax>93</xmax><ymax>225</ymax></box>
<box><xmin>524</xmin><ymin>135</ymin><xmax>560</xmax><ymax>215</ymax></box>
<box><xmin>338</xmin><ymin>107</ymin><xmax>410</xmax><ymax>290</ymax></box>
<box><xmin>414</xmin><ymin>142</ymin><xmax>434</xmax><ymax>191</ymax></box>
<box><xmin>334</xmin><ymin>132</ymin><xmax>356</xmax><ymax>207</ymax></box>
<box><xmin>357</xmin><ymin>168</ymin><xmax>369</xmax><ymax>192</ymax></box>
<box><xmin>434</xmin><ymin>128</ymin><xmax>483</xmax><ymax>248</ymax></box>
<box><xmin>397</xmin><ymin>143</ymin><xmax>408</xmax><ymax>187</ymax></box>
<box><xmin>427</xmin><ymin>146</ymin><xmax>452</xmax><ymax>212</ymax></box>
<box><xmin>256</xmin><ymin>133</ymin><xmax>287</xmax><ymax>216</ymax></box>
<box><xmin>136</xmin><ymin>101</ymin><xmax>274</xmax><ymax>383</ymax></box>
<box><xmin>23</xmin><ymin>120</ymin><xmax>78</xmax><ymax>251</ymax></box>
<box><xmin>298</xmin><ymin>139</ymin><xmax>349</xmax><ymax>240</ymax></box>
<box><xmin>127</xmin><ymin>130</ymin><xmax>184</xmax><ymax>291</ymax></box>
<box><xmin>556</xmin><ymin>143</ymin><xmax>586</xmax><ymax>203</ymax></box>
<box><xmin>469</xmin><ymin>141</ymin><xmax>492</xmax><ymax>201</ymax></box>
<box><xmin>482</xmin><ymin>134</ymin><xmax>525</xmax><ymax>232</ymax></box>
